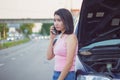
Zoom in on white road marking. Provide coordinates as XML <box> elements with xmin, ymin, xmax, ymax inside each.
<box><xmin>0</xmin><ymin>63</ymin><xmax>4</xmax><ymax>67</ymax></box>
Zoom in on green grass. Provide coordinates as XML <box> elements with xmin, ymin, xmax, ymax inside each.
<box><xmin>0</xmin><ymin>38</ymin><xmax>30</xmax><ymax>49</ymax></box>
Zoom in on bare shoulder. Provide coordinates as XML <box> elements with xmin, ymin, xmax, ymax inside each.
<box><xmin>68</xmin><ymin>34</ymin><xmax>77</xmax><ymax>39</ymax></box>
<box><xmin>66</xmin><ymin>34</ymin><xmax>78</xmax><ymax>42</ymax></box>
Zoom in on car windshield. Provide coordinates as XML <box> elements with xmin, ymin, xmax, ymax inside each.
<box><xmin>82</xmin><ymin>39</ymin><xmax>120</xmax><ymax>49</ymax></box>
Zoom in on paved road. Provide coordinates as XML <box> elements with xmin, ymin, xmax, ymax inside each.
<box><xmin>0</xmin><ymin>39</ymin><xmax>54</xmax><ymax>80</ymax></box>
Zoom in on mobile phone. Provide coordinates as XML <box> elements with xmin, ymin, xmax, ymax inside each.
<box><xmin>52</xmin><ymin>26</ymin><xmax>57</xmax><ymax>35</ymax></box>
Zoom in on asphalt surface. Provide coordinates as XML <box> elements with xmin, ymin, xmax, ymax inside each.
<box><xmin>0</xmin><ymin>39</ymin><xmax>54</xmax><ymax>80</ymax></box>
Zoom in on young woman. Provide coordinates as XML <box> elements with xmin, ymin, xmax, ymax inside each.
<box><xmin>47</xmin><ymin>8</ymin><xmax>78</xmax><ymax>80</ymax></box>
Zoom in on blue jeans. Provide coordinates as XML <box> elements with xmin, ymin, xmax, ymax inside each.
<box><xmin>53</xmin><ymin>71</ymin><xmax>75</xmax><ymax>80</ymax></box>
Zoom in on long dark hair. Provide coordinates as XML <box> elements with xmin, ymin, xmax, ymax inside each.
<box><xmin>54</xmin><ymin>8</ymin><xmax>74</xmax><ymax>34</ymax></box>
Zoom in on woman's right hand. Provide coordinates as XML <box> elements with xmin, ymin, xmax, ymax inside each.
<box><xmin>50</xmin><ymin>25</ymin><xmax>57</xmax><ymax>39</ymax></box>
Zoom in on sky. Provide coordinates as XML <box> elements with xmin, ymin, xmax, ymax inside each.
<box><xmin>0</xmin><ymin>0</ymin><xmax>82</xmax><ymax>19</ymax></box>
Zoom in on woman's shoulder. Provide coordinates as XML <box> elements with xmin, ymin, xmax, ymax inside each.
<box><xmin>66</xmin><ymin>33</ymin><xmax>77</xmax><ymax>41</ymax></box>
<box><xmin>68</xmin><ymin>33</ymin><xmax>77</xmax><ymax>38</ymax></box>
<box><xmin>65</xmin><ymin>34</ymin><xmax>78</xmax><ymax>45</ymax></box>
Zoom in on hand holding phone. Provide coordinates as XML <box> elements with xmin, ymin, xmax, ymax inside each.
<box><xmin>51</xmin><ymin>26</ymin><xmax>57</xmax><ymax>35</ymax></box>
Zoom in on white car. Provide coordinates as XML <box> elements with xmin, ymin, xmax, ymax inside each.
<box><xmin>7</xmin><ymin>36</ymin><xmax>14</xmax><ymax>41</ymax></box>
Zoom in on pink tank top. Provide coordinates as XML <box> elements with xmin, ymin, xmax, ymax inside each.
<box><xmin>53</xmin><ymin>34</ymin><xmax>78</xmax><ymax>71</ymax></box>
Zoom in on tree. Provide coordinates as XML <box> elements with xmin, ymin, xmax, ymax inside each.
<box><xmin>39</xmin><ymin>23</ymin><xmax>53</xmax><ymax>35</ymax></box>
<box><xmin>20</xmin><ymin>23</ymin><xmax>34</xmax><ymax>35</ymax></box>
<box><xmin>0</xmin><ymin>23</ymin><xmax>8</xmax><ymax>39</ymax></box>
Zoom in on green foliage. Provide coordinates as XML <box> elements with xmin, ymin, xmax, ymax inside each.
<box><xmin>0</xmin><ymin>38</ymin><xmax>30</xmax><ymax>49</ymax></box>
<box><xmin>39</xmin><ymin>23</ymin><xmax>53</xmax><ymax>35</ymax></box>
<box><xmin>20</xmin><ymin>23</ymin><xmax>34</xmax><ymax>35</ymax></box>
<box><xmin>0</xmin><ymin>23</ymin><xmax>8</xmax><ymax>39</ymax></box>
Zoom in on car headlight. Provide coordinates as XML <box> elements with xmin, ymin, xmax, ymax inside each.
<box><xmin>80</xmin><ymin>51</ymin><xmax>92</xmax><ymax>55</ymax></box>
<box><xmin>77</xmin><ymin>75</ymin><xmax>112</xmax><ymax>80</ymax></box>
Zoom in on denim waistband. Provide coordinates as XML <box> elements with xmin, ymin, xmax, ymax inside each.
<box><xmin>53</xmin><ymin>71</ymin><xmax>75</xmax><ymax>80</ymax></box>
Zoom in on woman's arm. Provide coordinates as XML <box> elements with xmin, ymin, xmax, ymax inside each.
<box><xmin>46</xmin><ymin>26</ymin><xmax>56</xmax><ymax>60</ymax></box>
<box><xmin>46</xmin><ymin>39</ymin><xmax>55</xmax><ymax>60</ymax></box>
<box><xmin>58</xmin><ymin>34</ymin><xmax>78</xmax><ymax>80</ymax></box>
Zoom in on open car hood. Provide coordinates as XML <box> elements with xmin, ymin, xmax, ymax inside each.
<box><xmin>76</xmin><ymin>0</ymin><xmax>120</xmax><ymax>48</ymax></box>
<box><xmin>76</xmin><ymin>0</ymin><xmax>120</xmax><ymax>75</ymax></box>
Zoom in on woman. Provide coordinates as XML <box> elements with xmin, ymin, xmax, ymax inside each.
<box><xmin>47</xmin><ymin>8</ymin><xmax>78</xmax><ymax>80</ymax></box>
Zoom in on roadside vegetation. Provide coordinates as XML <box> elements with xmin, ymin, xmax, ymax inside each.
<box><xmin>0</xmin><ymin>38</ymin><xmax>30</xmax><ymax>49</ymax></box>
<box><xmin>0</xmin><ymin>23</ymin><xmax>52</xmax><ymax>49</ymax></box>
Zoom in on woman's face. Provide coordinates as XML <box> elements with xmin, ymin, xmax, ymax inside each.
<box><xmin>54</xmin><ymin>14</ymin><xmax>65</xmax><ymax>33</ymax></box>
